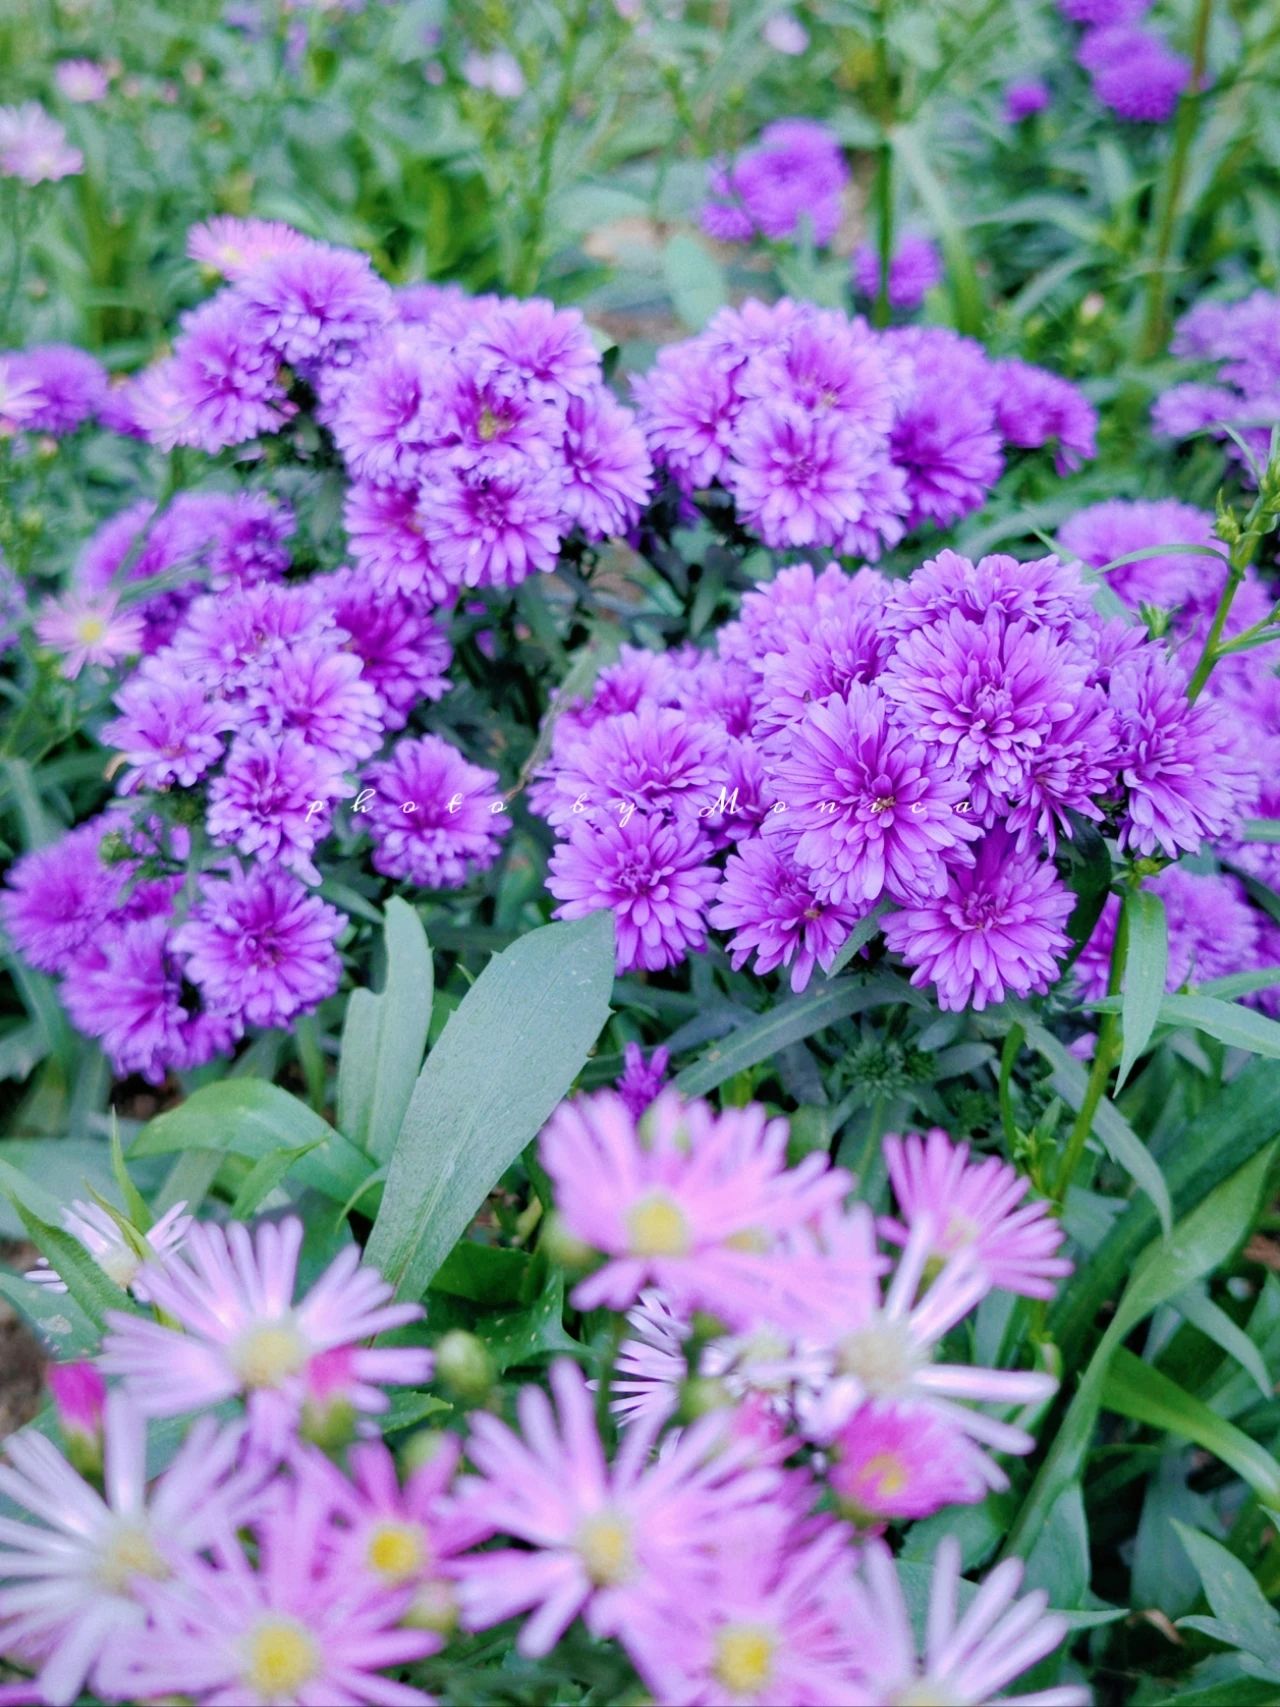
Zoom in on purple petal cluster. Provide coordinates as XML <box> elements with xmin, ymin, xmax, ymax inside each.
<box><xmin>0</xmin><ymin>101</ymin><xmax>82</xmax><ymax>182</ymax></box>
<box><xmin>851</xmin><ymin>233</ymin><xmax>943</xmax><ymax>311</ymax></box>
<box><xmin>1153</xmin><ymin>289</ymin><xmax>1280</xmax><ymax>480</ymax></box>
<box><xmin>700</xmin><ymin>118</ymin><xmax>849</xmax><ymax>247</ymax></box>
<box><xmin>1077</xmin><ymin>25</ymin><xmax>1192</xmax><ymax>122</ymax></box>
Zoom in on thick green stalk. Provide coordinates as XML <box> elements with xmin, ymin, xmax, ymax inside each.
<box><xmin>1138</xmin><ymin>0</ymin><xmax>1214</xmax><ymax>360</ymax></box>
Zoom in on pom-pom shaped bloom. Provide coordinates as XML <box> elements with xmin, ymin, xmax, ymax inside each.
<box><xmin>1082</xmin><ymin>25</ymin><xmax>1191</xmax><ymax>123</ymax></box>
<box><xmin>882</xmin><ymin>828</ymin><xmax>1075</xmax><ymax>1011</ymax></box>
<box><xmin>0</xmin><ymin>1395</ymin><xmax>258</xmax><ymax>1707</ymax></box>
<box><xmin>0</xmin><ymin>101</ymin><xmax>82</xmax><ymax>182</ymax></box>
<box><xmin>245</xmin><ymin>639</ymin><xmax>383</xmax><ymax>765</ymax></box>
<box><xmin>1059</xmin><ymin>496</ymin><xmax>1218</xmax><ymax>615</ymax></box>
<box><xmin>164</xmin><ymin>292</ymin><xmax>290</xmax><ymax>451</ymax></box>
<box><xmin>1003</xmin><ymin>77</ymin><xmax>1052</xmax><ymax>122</ymax></box>
<box><xmin>852</xmin><ymin>232</ymin><xmax>943</xmax><ymax>311</ymax></box>
<box><xmin>880</xmin><ymin>1128</ymin><xmax>1071</xmax><ymax>1297</ymax></box>
<box><xmin>766</xmin><ymin>683</ymin><xmax>981</xmax><ymax>908</ymax></box>
<box><xmin>206</xmin><ymin>729</ymin><xmax>353</xmax><ymax>883</ymax></box>
<box><xmin>362</xmin><ymin>733</ymin><xmax>508</xmax><ymax>889</ymax></box>
<box><xmin>471</xmin><ymin>298</ymin><xmax>602</xmax><ymax>407</ymax></box>
<box><xmin>710</xmin><ymin>836</ymin><xmax>862</xmax><ymax>992</ymax></box>
<box><xmin>539</xmin><ymin>703</ymin><xmax>727</xmax><ymax>829</ymax></box>
<box><xmin>417</xmin><ymin>449</ymin><xmax>567</xmax><ymax>588</ymax></box>
<box><xmin>344</xmin><ymin>478</ymin><xmax>459</xmax><ymax>605</ymax></box>
<box><xmin>992</xmin><ymin>359</ymin><xmax>1098</xmax><ymax>472</ymax></box>
<box><xmin>25</xmin><ymin>1200</ymin><xmax>192</xmax><ymax>1301</ymax></box>
<box><xmin>173</xmin><ymin>862</ymin><xmax>344</xmax><ymax>1031</ymax></box>
<box><xmin>847</xmin><ymin>1538</ymin><xmax>1086</xmax><ymax>1706</ymax></box>
<box><xmin>539</xmin><ymin>1089</ymin><xmax>856</xmax><ymax>1325</ymax></box>
<box><xmin>701</xmin><ymin>118</ymin><xmax>849</xmax><ymax>247</ymax></box>
<box><xmin>100</xmin><ymin>663</ymin><xmax>233</xmax><ymax>792</ymax></box>
<box><xmin>548</xmin><ymin>811</ymin><xmax>720</xmax><ymax>973</ymax></box>
<box><xmin>452</xmin><ymin>1358</ymin><xmax>782</xmax><ymax>1657</ymax></box>
<box><xmin>239</xmin><ymin>241</ymin><xmax>393</xmax><ymax>369</ymax></box>
<box><xmin>100</xmin><ymin>1217</ymin><xmax>431</xmax><ymax>1452</ymax></box>
<box><xmin>560</xmin><ymin>391</ymin><xmax>653</xmax><ymax>536</ymax></box>
<box><xmin>12</xmin><ymin>343</ymin><xmax>106</xmax><ymax>433</ymax></box>
<box><xmin>0</xmin><ymin>817</ymin><xmax>144</xmax><ymax>975</ymax></box>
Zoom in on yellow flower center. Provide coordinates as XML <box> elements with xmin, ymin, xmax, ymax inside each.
<box><xmin>366</xmin><ymin>1520</ymin><xmax>426</xmax><ymax>1582</ymax></box>
<box><xmin>576</xmin><ymin>1510</ymin><xmax>634</xmax><ymax>1586</ymax></box>
<box><xmin>852</xmin><ymin>1449</ymin><xmax>909</xmax><ymax>1498</ymax></box>
<box><xmin>835</xmin><ymin>1321</ymin><xmax>919</xmax><ymax>1396</ymax></box>
<box><xmin>231</xmin><ymin>1320</ymin><xmax>310</xmax><ymax>1389</ymax></box>
<box><xmin>243</xmin><ymin>1618</ymin><xmax>321</xmax><ymax>1699</ymax></box>
<box><xmin>626</xmin><ymin>1192</ymin><xmax>692</xmax><ymax>1258</ymax></box>
<box><xmin>714</xmin><ymin>1623</ymin><xmax>776</xmax><ymax>1696</ymax></box>
<box><xmin>74</xmin><ymin>614</ymin><xmax>107</xmax><ymax>645</ymax></box>
<box><xmin>96</xmin><ymin>1522</ymin><xmax>169</xmax><ymax>1593</ymax></box>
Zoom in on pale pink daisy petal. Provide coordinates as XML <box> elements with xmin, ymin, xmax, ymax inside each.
<box><xmin>24</xmin><ymin>1199</ymin><xmax>191</xmax><ymax>1300</ymax></box>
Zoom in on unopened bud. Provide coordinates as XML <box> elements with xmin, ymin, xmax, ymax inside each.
<box><xmin>434</xmin><ymin>1331</ymin><xmax>495</xmax><ymax>1406</ymax></box>
<box><xmin>541</xmin><ymin>1211</ymin><xmax>596</xmax><ymax>1274</ymax></box>
<box><xmin>48</xmin><ymin>1361</ymin><xmax>106</xmax><ymax>1473</ymax></box>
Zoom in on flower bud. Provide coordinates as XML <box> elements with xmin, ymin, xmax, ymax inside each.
<box><xmin>48</xmin><ymin>1361</ymin><xmax>106</xmax><ymax>1473</ymax></box>
<box><xmin>434</xmin><ymin>1331</ymin><xmax>495</xmax><ymax>1406</ymax></box>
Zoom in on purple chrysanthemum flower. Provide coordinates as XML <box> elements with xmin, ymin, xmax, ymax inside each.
<box><xmin>701</xmin><ymin>119</ymin><xmax>849</xmax><ymax>247</ymax></box>
<box><xmin>0</xmin><ymin>102</ymin><xmax>82</xmax><ymax>182</ymax></box>
<box><xmin>1059</xmin><ymin>0</ymin><xmax>1149</xmax><ymax>19</ymax></box>
<box><xmin>885</xmin><ymin>548</ymin><xmax>1097</xmax><ymax>643</ymax></box>
<box><xmin>470</xmin><ymin>298</ymin><xmax>601</xmax><ymax>407</ymax></box>
<box><xmin>324</xmin><ymin>566</ymin><xmax>451</xmax><ymax>730</ymax></box>
<box><xmin>362</xmin><ymin>733</ymin><xmax>509</xmax><ymax>889</ymax></box>
<box><xmin>12</xmin><ymin>344</ymin><xmax>107</xmax><ymax>434</ymax></box>
<box><xmin>416</xmin><ymin>450</ymin><xmax>566</xmax><ymax>588</ymax></box>
<box><xmin>1151</xmin><ymin>380</ymin><xmax>1243</xmax><ymax>440</ymax></box>
<box><xmin>992</xmin><ymin>359</ymin><xmax>1098</xmax><ymax>472</ymax></box>
<box><xmin>186</xmin><ymin>214</ymin><xmax>310</xmax><ymax>280</ymax></box>
<box><xmin>1112</xmin><ymin>649</ymin><xmax>1257</xmax><ymax>856</ymax></box>
<box><xmin>879</xmin><ymin>608</ymin><xmax>1087</xmax><ymax>818</ymax></box>
<box><xmin>852</xmin><ymin>233</ymin><xmax>943</xmax><ymax>311</ymax></box>
<box><xmin>100</xmin><ymin>663</ymin><xmax>234</xmax><ymax>792</ymax></box>
<box><xmin>727</xmin><ymin>402</ymin><xmax>907</xmax><ymax>556</ymax></box>
<box><xmin>539</xmin><ymin>705</ymin><xmax>727</xmax><ymax>830</ymax></box>
<box><xmin>206</xmin><ymin>729</ymin><xmax>354</xmax><ymax>883</ymax></box>
<box><xmin>244</xmin><ymin>640</ymin><xmax>384</xmax><ymax>765</ymax></box>
<box><xmin>1002</xmin><ymin>77</ymin><xmax>1052</xmax><ymax>123</ymax></box>
<box><xmin>1002</xmin><ymin>685</ymin><xmax>1119</xmax><ymax>853</ymax></box>
<box><xmin>164</xmin><ymin>292</ymin><xmax>291</xmax><ymax>451</ymax></box>
<box><xmin>169</xmin><ymin>581</ymin><xmax>329</xmax><ymax>694</ymax></box>
<box><xmin>744</xmin><ymin>314</ymin><xmax>895</xmax><ymax>437</ymax></box>
<box><xmin>344</xmin><ymin>478</ymin><xmax>459</xmax><ymax>605</ymax></box>
<box><xmin>0</xmin><ymin>353</ymin><xmax>39</xmax><ymax>431</ymax></box>
<box><xmin>630</xmin><ymin>346</ymin><xmax>739</xmax><ymax>489</ymax></box>
<box><xmin>62</xmin><ymin>916</ymin><xmax>240</xmax><ymax>1083</ymax></box>
<box><xmin>560</xmin><ymin>391</ymin><xmax>653</xmax><ymax>537</ymax></box>
<box><xmin>766</xmin><ymin>683</ymin><xmax>981</xmax><ymax>907</ymax></box>
<box><xmin>0</xmin><ymin>818</ymin><xmax>134</xmax><ymax>975</ymax></box>
<box><xmin>328</xmin><ymin>331</ymin><xmax>438</xmax><ymax>483</ymax></box>
<box><xmin>239</xmin><ymin>241</ymin><xmax>393</xmax><ymax>369</ymax></box>
<box><xmin>614</xmin><ymin>1042</ymin><xmax>671</xmax><ymax>1118</ymax></box>
<box><xmin>710</xmin><ymin>835</ymin><xmax>861</xmax><ymax>993</ymax></box>
<box><xmin>1082</xmin><ymin>25</ymin><xmax>1191</xmax><ymax>122</ymax></box>
<box><xmin>882</xmin><ymin>828</ymin><xmax>1075</xmax><ymax>1010</ymax></box>
<box><xmin>174</xmin><ymin>862</ymin><xmax>344</xmax><ymax>1031</ymax></box>
<box><xmin>548</xmin><ymin>811</ymin><xmax>720</xmax><ymax>973</ymax></box>
<box><xmin>1059</xmin><ymin>497</ymin><xmax>1219</xmax><ymax>616</ymax></box>
<box><xmin>754</xmin><ymin>597</ymin><xmax>890</xmax><ymax>735</ymax></box>
<box><xmin>883</xmin><ymin>329</ymin><xmax>1004</xmax><ymax>528</ymax></box>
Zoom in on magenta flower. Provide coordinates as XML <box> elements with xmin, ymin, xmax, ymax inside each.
<box><xmin>326</xmin><ymin>566</ymin><xmax>452</xmax><ymax>730</ymax></box>
<box><xmin>452</xmin><ymin>1359</ymin><xmax>781</xmax><ymax>1657</ymax></box>
<box><xmin>1082</xmin><ymin>25</ymin><xmax>1191</xmax><ymax>123</ymax></box>
<box><xmin>13</xmin><ymin>344</ymin><xmax>106</xmax><ymax>433</ymax></box>
<box><xmin>239</xmin><ymin>241</ymin><xmax>393</xmax><ymax>369</ymax></box>
<box><xmin>1003</xmin><ymin>77</ymin><xmax>1052</xmax><ymax>122</ymax></box>
<box><xmin>344</xmin><ymin>478</ymin><xmax>460</xmax><ymax>605</ymax></box>
<box><xmin>881</xmin><ymin>828</ymin><xmax>1075</xmax><ymax>1011</ymax></box>
<box><xmin>471</xmin><ymin>298</ymin><xmax>602</xmax><ymax>407</ymax></box>
<box><xmin>244</xmin><ymin>639</ymin><xmax>384</xmax><ymax>765</ymax></box>
<box><xmin>539</xmin><ymin>1089</ymin><xmax>854</xmax><ymax>1326</ymax></box>
<box><xmin>35</xmin><ymin>589</ymin><xmax>144</xmax><ymax>678</ymax></box>
<box><xmin>701</xmin><ymin>119</ymin><xmax>849</xmax><ymax>247</ymax></box>
<box><xmin>363</xmin><ymin>732</ymin><xmax>509</xmax><ymax>889</ymax></box>
<box><xmin>538</xmin><ymin>703</ymin><xmax>727</xmax><ymax>830</ymax></box>
<box><xmin>992</xmin><ymin>359</ymin><xmax>1098</xmax><ymax>473</ymax></box>
<box><xmin>766</xmin><ymin>683</ymin><xmax>981</xmax><ymax>908</ymax></box>
<box><xmin>101</xmin><ymin>663</ymin><xmax>234</xmax><ymax>791</ymax></box>
<box><xmin>711</xmin><ymin>835</ymin><xmax>861</xmax><ymax>993</ymax></box>
<box><xmin>25</xmin><ymin>1199</ymin><xmax>192</xmax><ymax>1300</ymax></box>
<box><xmin>207</xmin><ymin>729</ymin><xmax>354</xmax><ymax>884</ymax></box>
<box><xmin>0</xmin><ymin>1394</ymin><xmax>256</xmax><ymax>1707</ymax></box>
<box><xmin>46</xmin><ymin>1362</ymin><xmax>107</xmax><ymax>1460</ymax></box>
<box><xmin>165</xmin><ymin>292</ymin><xmax>291</xmax><ymax>451</ymax></box>
<box><xmin>174</xmin><ymin>863</ymin><xmax>344</xmax><ymax>1031</ymax></box>
<box><xmin>846</xmin><ymin>1538</ymin><xmax>1086</xmax><ymax>1706</ymax></box>
<box><xmin>881</xmin><ymin>1128</ymin><xmax>1071</xmax><ymax>1298</ymax></box>
<box><xmin>829</xmin><ymin>1401</ymin><xmax>991</xmax><ymax>1525</ymax></box>
<box><xmin>416</xmin><ymin>449</ymin><xmax>566</xmax><ymax>589</ymax></box>
<box><xmin>548</xmin><ymin>811</ymin><xmax>720</xmax><ymax>973</ymax></box>
<box><xmin>1059</xmin><ymin>497</ymin><xmax>1218</xmax><ymax>616</ymax></box>
<box><xmin>560</xmin><ymin>391</ymin><xmax>654</xmax><ymax>537</ymax></box>
<box><xmin>100</xmin><ymin>1218</ymin><xmax>431</xmax><ymax>1453</ymax></box>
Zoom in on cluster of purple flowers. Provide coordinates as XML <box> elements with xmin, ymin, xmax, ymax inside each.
<box><xmin>700</xmin><ymin>118</ymin><xmax>849</xmax><ymax>248</ymax></box>
<box><xmin>0</xmin><ymin>1104</ymin><xmax>1084</xmax><ymax>1706</ymax></box>
<box><xmin>1153</xmin><ymin>289</ymin><xmax>1280</xmax><ymax>478</ymax></box>
<box><xmin>632</xmin><ymin>298</ymin><xmax>1097</xmax><ymax>558</ymax></box>
<box><xmin>102</xmin><ymin>217</ymin><xmax>652</xmax><ymax>605</ymax></box>
<box><xmin>0</xmin><ymin>524</ymin><xmax>514</xmax><ymax>1080</ymax></box>
<box><xmin>1057</xmin><ymin>0</ymin><xmax>1192</xmax><ymax>124</ymax></box>
<box><xmin>533</xmin><ymin>545</ymin><xmax>1263</xmax><ymax>1009</ymax></box>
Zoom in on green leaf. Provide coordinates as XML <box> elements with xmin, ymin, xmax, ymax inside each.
<box><xmin>429</xmin><ymin>1243</ymin><xmax>531</xmax><ymax>1306</ymax></box>
<box><xmin>366</xmin><ymin>914</ymin><xmax>615</xmax><ymax>1300</ymax></box>
<box><xmin>131</xmin><ymin>1080</ymin><xmax>370</xmax><ymax>1204</ymax></box>
<box><xmin>662</xmin><ymin>232</ymin><xmax>728</xmax><ymax>331</ymax></box>
<box><xmin>227</xmin><ymin>1141</ymin><xmax>324</xmax><ymax>1220</ymax></box>
<box><xmin>0</xmin><ymin>1271</ymin><xmax>99</xmax><ymax>1358</ymax></box>
<box><xmin>1173</xmin><ymin>1522</ymin><xmax>1280</xmax><ymax>1655</ymax></box>
<box><xmin>826</xmin><ymin>899</ymin><xmax>892</xmax><ymax>978</ymax></box>
<box><xmin>1174</xmin><ymin>1286</ymin><xmax>1272</xmax><ymax>1400</ymax></box>
<box><xmin>1156</xmin><ymin>995</ymin><xmax>1280</xmax><ymax>1059</ymax></box>
<box><xmin>1116</xmin><ymin>889</ymin><xmax>1168</xmax><ymax>1091</ymax></box>
<box><xmin>337</xmin><ymin>899</ymin><xmax>434</xmax><ymax>1162</ymax></box>
<box><xmin>675</xmin><ymin>971</ymin><xmax>923</xmax><ymax>1099</ymax></box>
<box><xmin>892</xmin><ymin>124</ymin><xmax>985</xmax><ymax>335</ymax></box>
<box><xmin>1058</xmin><ymin>817</ymin><xmax>1113</xmax><ymax>975</ymax></box>
<box><xmin>1103</xmin><ymin>1351</ymin><xmax>1280</xmax><ymax>1508</ymax></box>
<box><xmin>0</xmin><ymin>1139</ymin><xmax>121</xmax><ymax>1242</ymax></box>
<box><xmin>0</xmin><ymin>1158</ymin><xmax>131</xmax><ymax>1330</ymax></box>
<box><xmin>1241</xmin><ymin>819</ymin><xmax>1280</xmax><ymax>844</ymax></box>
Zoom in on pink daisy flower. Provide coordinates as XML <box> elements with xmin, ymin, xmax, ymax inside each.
<box><xmin>34</xmin><ymin>589</ymin><xmax>144</xmax><ymax>677</ymax></box>
<box><xmin>451</xmin><ymin>1359</ymin><xmax>781</xmax><ymax>1658</ymax></box>
<box><xmin>846</xmin><ymin>1538</ymin><xmax>1087</xmax><ymax>1705</ymax></box>
<box><xmin>539</xmin><ymin>1089</ymin><xmax>858</xmax><ymax>1327</ymax></box>
<box><xmin>796</xmin><ymin>1206</ymin><xmax>1056</xmax><ymax>1473</ymax></box>
<box><xmin>100</xmin><ymin>1218</ymin><xmax>432</xmax><ymax>1453</ymax></box>
<box><xmin>105</xmin><ymin>1475</ymin><xmax>435</xmax><ymax>1706</ymax></box>
<box><xmin>186</xmin><ymin>215</ymin><xmax>311</xmax><ymax>281</ymax></box>
<box><xmin>24</xmin><ymin>1198</ymin><xmax>191</xmax><ymax>1301</ymax></box>
<box><xmin>880</xmin><ymin>1128</ymin><xmax>1071</xmax><ymax>1299</ymax></box>
<box><xmin>0</xmin><ymin>1394</ymin><xmax>257</xmax><ymax>1707</ymax></box>
<box><xmin>828</xmin><ymin>1400</ymin><xmax>992</xmax><ymax>1525</ymax></box>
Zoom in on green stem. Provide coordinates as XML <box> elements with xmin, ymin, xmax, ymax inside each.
<box><xmin>514</xmin><ymin>0</ymin><xmax>592</xmax><ymax>295</ymax></box>
<box><xmin>1138</xmin><ymin>0</ymin><xmax>1214</xmax><ymax>360</ymax></box>
<box><xmin>1186</xmin><ymin>556</ymin><xmax>1247</xmax><ymax>701</ymax></box>
<box><xmin>1053</xmin><ymin>895</ymin><xmax>1130</xmax><ymax>1201</ymax></box>
<box><xmin>871</xmin><ymin>0</ymin><xmax>895</xmax><ymax>329</ymax></box>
